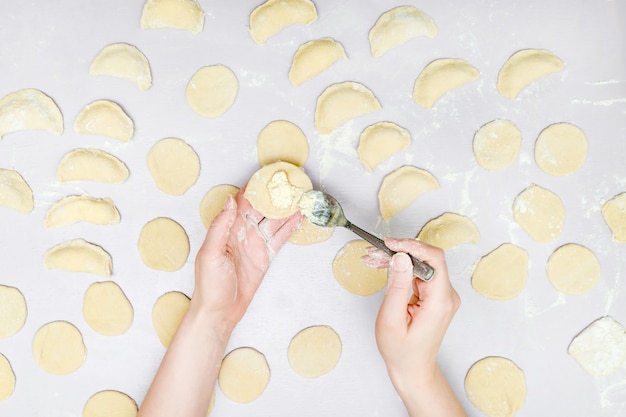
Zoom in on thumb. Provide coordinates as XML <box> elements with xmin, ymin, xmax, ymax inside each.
<box><xmin>377</xmin><ymin>252</ymin><xmax>413</xmax><ymax>327</ymax></box>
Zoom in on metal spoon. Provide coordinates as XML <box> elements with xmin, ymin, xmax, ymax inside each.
<box><xmin>299</xmin><ymin>190</ymin><xmax>435</xmax><ymax>282</ymax></box>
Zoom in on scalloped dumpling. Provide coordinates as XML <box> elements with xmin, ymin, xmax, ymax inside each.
<box><xmin>0</xmin><ymin>169</ymin><xmax>33</xmax><ymax>214</ymax></box>
<box><xmin>74</xmin><ymin>100</ymin><xmax>134</xmax><ymax>142</ymax></box>
<box><xmin>289</xmin><ymin>38</ymin><xmax>347</xmax><ymax>86</ymax></box>
<box><xmin>413</xmin><ymin>58</ymin><xmax>479</xmax><ymax>108</ymax></box>
<box><xmin>378</xmin><ymin>166</ymin><xmax>439</xmax><ymax>220</ymax></box>
<box><xmin>417</xmin><ymin>212</ymin><xmax>480</xmax><ymax>249</ymax></box>
<box><xmin>357</xmin><ymin>121</ymin><xmax>410</xmax><ymax>172</ymax></box>
<box><xmin>57</xmin><ymin>148</ymin><xmax>129</xmax><ymax>183</ymax></box>
<box><xmin>249</xmin><ymin>0</ymin><xmax>317</xmax><ymax>45</ymax></box>
<box><xmin>90</xmin><ymin>43</ymin><xmax>152</xmax><ymax>91</ymax></box>
<box><xmin>369</xmin><ymin>6</ymin><xmax>438</xmax><ymax>58</ymax></box>
<box><xmin>497</xmin><ymin>49</ymin><xmax>564</xmax><ymax>99</ymax></box>
<box><xmin>140</xmin><ymin>0</ymin><xmax>205</xmax><ymax>34</ymax></box>
<box><xmin>44</xmin><ymin>195</ymin><xmax>120</xmax><ymax>229</ymax></box>
<box><xmin>44</xmin><ymin>238</ymin><xmax>112</xmax><ymax>276</ymax></box>
<box><xmin>315</xmin><ymin>81</ymin><xmax>381</xmax><ymax>134</ymax></box>
<box><xmin>0</xmin><ymin>88</ymin><xmax>63</xmax><ymax>138</ymax></box>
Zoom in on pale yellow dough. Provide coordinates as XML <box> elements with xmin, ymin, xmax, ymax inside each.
<box><xmin>417</xmin><ymin>212</ymin><xmax>480</xmax><ymax>249</ymax></box>
<box><xmin>378</xmin><ymin>165</ymin><xmax>439</xmax><ymax>220</ymax></box>
<box><xmin>314</xmin><ymin>81</ymin><xmax>381</xmax><ymax>134</ymax></box>
<box><xmin>0</xmin><ymin>168</ymin><xmax>34</xmax><ymax>214</ymax></box>
<box><xmin>249</xmin><ymin>0</ymin><xmax>317</xmax><ymax>45</ymax></box>
<box><xmin>83</xmin><ymin>281</ymin><xmax>133</xmax><ymax>336</ymax></box>
<box><xmin>497</xmin><ymin>49</ymin><xmax>564</xmax><ymax>99</ymax></box>
<box><xmin>147</xmin><ymin>137</ymin><xmax>200</xmax><ymax>196</ymax></box>
<box><xmin>218</xmin><ymin>347</ymin><xmax>270</xmax><ymax>403</ymax></box>
<box><xmin>473</xmin><ymin>119</ymin><xmax>522</xmax><ymax>170</ymax></box>
<box><xmin>602</xmin><ymin>192</ymin><xmax>626</xmax><ymax>242</ymax></box>
<box><xmin>472</xmin><ymin>243</ymin><xmax>528</xmax><ymax>300</ymax></box>
<box><xmin>357</xmin><ymin>121</ymin><xmax>411</xmax><ymax>172</ymax></box>
<box><xmin>289</xmin><ymin>38</ymin><xmax>347</xmax><ymax>86</ymax></box>
<box><xmin>83</xmin><ymin>390</ymin><xmax>138</xmax><ymax>417</ymax></box>
<box><xmin>137</xmin><ymin>217</ymin><xmax>190</xmax><ymax>272</ymax></box>
<box><xmin>44</xmin><ymin>195</ymin><xmax>120</xmax><ymax>229</ymax></box>
<box><xmin>32</xmin><ymin>321</ymin><xmax>86</xmax><ymax>375</ymax></box>
<box><xmin>44</xmin><ymin>238</ymin><xmax>112</xmax><ymax>276</ymax></box>
<box><xmin>547</xmin><ymin>243</ymin><xmax>600</xmax><ymax>295</ymax></box>
<box><xmin>332</xmin><ymin>240</ymin><xmax>388</xmax><ymax>296</ymax></box>
<box><xmin>57</xmin><ymin>148</ymin><xmax>129</xmax><ymax>183</ymax></box>
<box><xmin>0</xmin><ymin>353</ymin><xmax>15</xmax><ymax>400</ymax></box>
<box><xmin>140</xmin><ymin>0</ymin><xmax>205</xmax><ymax>34</ymax></box>
<box><xmin>152</xmin><ymin>291</ymin><xmax>189</xmax><ymax>347</ymax></box>
<box><xmin>90</xmin><ymin>43</ymin><xmax>152</xmax><ymax>90</ymax></box>
<box><xmin>568</xmin><ymin>316</ymin><xmax>626</xmax><ymax>377</ymax></box>
<box><xmin>74</xmin><ymin>99</ymin><xmax>134</xmax><ymax>142</ymax></box>
<box><xmin>257</xmin><ymin>120</ymin><xmax>309</xmax><ymax>167</ymax></box>
<box><xmin>288</xmin><ymin>325</ymin><xmax>342</xmax><ymax>378</ymax></box>
<box><xmin>413</xmin><ymin>58</ymin><xmax>480</xmax><ymax>108</ymax></box>
<box><xmin>289</xmin><ymin>218</ymin><xmax>334</xmax><ymax>245</ymax></box>
<box><xmin>200</xmin><ymin>184</ymin><xmax>239</xmax><ymax>229</ymax></box>
<box><xmin>0</xmin><ymin>88</ymin><xmax>63</xmax><ymax>138</ymax></box>
<box><xmin>186</xmin><ymin>65</ymin><xmax>238</xmax><ymax>118</ymax></box>
<box><xmin>512</xmin><ymin>184</ymin><xmax>564</xmax><ymax>242</ymax></box>
<box><xmin>535</xmin><ymin>122</ymin><xmax>587</xmax><ymax>176</ymax></box>
<box><xmin>0</xmin><ymin>285</ymin><xmax>27</xmax><ymax>338</ymax></box>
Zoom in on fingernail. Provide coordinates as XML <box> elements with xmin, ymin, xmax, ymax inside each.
<box><xmin>391</xmin><ymin>253</ymin><xmax>411</xmax><ymax>272</ymax></box>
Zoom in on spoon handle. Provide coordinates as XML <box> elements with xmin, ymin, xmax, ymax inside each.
<box><xmin>344</xmin><ymin>222</ymin><xmax>435</xmax><ymax>282</ymax></box>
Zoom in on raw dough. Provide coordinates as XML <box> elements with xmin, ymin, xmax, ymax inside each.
<box><xmin>413</xmin><ymin>58</ymin><xmax>480</xmax><ymax>108</ymax></box>
<box><xmin>314</xmin><ymin>81</ymin><xmax>381</xmax><ymax>134</ymax></box>
<box><xmin>535</xmin><ymin>122</ymin><xmax>587</xmax><ymax>176</ymax></box>
<box><xmin>602</xmin><ymin>192</ymin><xmax>626</xmax><ymax>242</ymax></box>
<box><xmin>497</xmin><ymin>49</ymin><xmax>564</xmax><ymax>99</ymax></box>
<box><xmin>568</xmin><ymin>316</ymin><xmax>626</xmax><ymax>377</ymax></box>
<box><xmin>473</xmin><ymin>119</ymin><xmax>522</xmax><ymax>170</ymax></box>
<box><xmin>32</xmin><ymin>321</ymin><xmax>86</xmax><ymax>375</ymax></box>
<box><xmin>288</xmin><ymin>325</ymin><xmax>342</xmax><ymax>378</ymax></box>
<box><xmin>244</xmin><ymin>161</ymin><xmax>312</xmax><ymax>219</ymax></box>
<box><xmin>472</xmin><ymin>243</ymin><xmax>528</xmax><ymax>300</ymax></box>
<box><xmin>546</xmin><ymin>243</ymin><xmax>600</xmax><ymax>295</ymax></box>
<box><xmin>378</xmin><ymin>165</ymin><xmax>439</xmax><ymax>220</ymax></box>
<box><xmin>464</xmin><ymin>356</ymin><xmax>526</xmax><ymax>417</ymax></box>
<box><xmin>140</xmin><ymin>0</ymin><xmax>205</xmax><ymax>34</ymax></box>
<box><xmin>83</xmin><ymin>281</ymin><xmax>133</xmax><ymax>336</ymax></box>
<box><xmin>249</xmin><ymin>0</ymin><xmax>317</xmax><ymax>45</ymax></box>
<box><xmin>0</xmin><ymin>168</ymin><xmax>34</xmax><ymax>213</ymax></box>
<box><xmin>44</xmin><ymin>195</ymin><xmax>120</xmax><ymax>229</ymax></box>
<box><xmin>0</xmin><ymin>285</ymin><xmax>27</xmax><ymax>338</ymax></box>
<box><xmin>74</xmin><ymin>99</ymin><xmax>134</xmax><ymax>142</ymax></box>
<box><xmin>200</xmin><ymin>184</ymin><xmax>239</xmax><ymax>229</ymax></box>
<box><xmin>288</xmin><ymin>217</ymin><xmax>334</xmax><ymax>245</ymax></box>
<box><xmin>417</xmin><ymin>212</ymin><xmax>480</xmax><ymax>249</ymax></box>
<box><xmin>0</xmin><ymin>88</ymin><xmax>63</xmax><ymax>138</ymax></box>
<box><xmin>257</xmin><ymin>120</ymin><xmax>309</xmax><ymax>167</ymax></box>
<box><xmin>357</xmin><ymin>121</ymin><xmax>411</xmax><ymax>172</ymax></box>
<box><xmin>152</xmin><ymin>291</ymin><xmax>190</xmax><ymax>348</ymax></box>
<box><xmin>332</xmin><ymin>240</ymin><xmax>388</xmax><ymax>296</ymax></box>
<box><xmin>83</xmin><ymin>390</ymin><xmax>138</xmax><ymax>417</ymax></box>
<box><xmin>369</xmin><ymin>5</ymin><xmax>438</xmax><ymax>58</ymax></box>
<box><xmin>137</xmin><ymin>217</ymin><xmax>190</xmax><ymax>272</ymax></box>
<box><xmin>218</xmin><ymin>347</ymin><xmax>270</xmax><ymax>403</ymax></box>
<box><xmin>0</xmin><ymin>353</ymin><xmax>15</xmax><ymax>400</ymax></box>
<box><xmin>186</xmin><ymin>65</ymin><xmax>238</xmax><ymax>118</ymax></box>
<box><xmin>90</xmin><ymin>43</ymin><xmax>152</xmax><ymax>90</ymax></box>
<box><xmin>44</xmin><ymin>238</ymin><xmax>112</xmax><ymax>276</ymax></box>
<box><xmin>289</xmin><ymin>38</ymin><xmax>347</xmax><ymax>86</ymax></box>
<box><xmin>147</xmin><ymin>137</ymin><xmax>200</xmax><ymax>196</ymax></box>
<box><xmin>57</xmin><ymin>148</ymin><xmax>130</xmax><ymax>183</ymax></box>
<box><xmin>512</xmin><ymin>184</ymin><xmax>564</xmax><ymax>242</ymax></box>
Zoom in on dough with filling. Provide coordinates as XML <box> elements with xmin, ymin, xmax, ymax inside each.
<box><xmin>0</xmin><ymin>88</ymin><xmax>63</xmax><ymax>138</ymax></box>
<box><xmin>568</xmin><ymin>316</ymin><xmax>626</xmax><ymax>377</ymax></box>
<box><xmin>83</xmin><ymin>390</ymin><xmax>138</xmax><ymax>417</ymax></box>
<box><xmin>0</xmin><ymin>168</ymin><xmax>34</xmax><ymax>213</ymax></box>
<box><xmin>289</xmin><ymin>38</ymin><xmax>346</xmax><ymax>86</ymax></box>
<box><xmin>44</xmin><ymin>195</ymin><xmax>120</xmax><ymax>228</ymax></box>
<box><xmin>257</xmin><ymin>120</ymin><xmax>309</xmax><ymax>167</ymax></box>
<box><xmin>90</xmin><ymin>43</ymin><xmax>152</xmax><ymax>90</ymax></box>
<box><xmin>140</xmin><ymin>0</ymin><xmax>205</xmax><ymax>34</ymax></box>
<box><xmin>0</xmin><ymin>354</ymin><xmax>15</xmax><ymax>400</ymax></box>
<box><xmin>472</xmin><ymin>243</ymin><xmax>528</xmax><ymax>300</ymax></box>
<box><xmin>314</xmin><ymin>81</ymin><xmax>381</xmax><ymax>134</ymax></box>
<box><xmin>200</xmin><ymin>184</ymin><xmax>239</xmax><ymax>229</ymax></box>
<box><xmin>83</xmin><ymin>281</ymin><xmax>133</xmax><ymax>336</ymax></box>
<box><xmin>332</xmin><ymin>240</ymin><xmax>388</xmax><ymax>296</ymax></box>
<box><xmin>512</xmin><ymin>184</ymin><xmax>564</xmax><ymax>242</ymax></box>
<box><xmin>413</xmin><ymin>58</ymin><xmax>480</xmax><ymax>108</ymax></box>
<box><xmin>74</xmin><ymin>99</ymin><xmax>134</xmax><ymax>142</ymax></box>
<box><xmin>249</xmin><ymin>0</ymin><xmax>317</xmax><ymax>45</ymax></box>
<box><xmin>357</xmin><ymin>121</ymin><xmax>411</xmax><ymax>172</ymax></box>
<box><xmin>44</xmin><ymin>238</ymin><xmax>112</xmax><ymax>276</ymax></box>
<box><xmin>546</xmin><ymin>243</ymin><xmax>600</xmax><ymax>295</ymax></box>
<box><xmin>152</xmin><ymin>291</ymin><xmax>189</xmax><ymax>347</ymax></box>
<box><xmin>602</xmin><ymin>192</ymin><xmax>626</xmax><ymax>242</ymax></box>
<box><xmin>497</xmin><ymin>49</ymin><xmax>564</xmax><ymax>99</ymax></box>
<box><xmin>535</xmin><ymin>122</ymin><xmax>587</xmax><ymax>176</ymax></box>
<box><xmin>378</xmin><ymin>165</ymin><xmax>439</xmax><ymax>220</ymax></box>
<box><xmin>473</xmin><ymin>119</ymin><xmax>522</xmax><ymax>170</ymax></box>
<box><xmin>0</xmin><ymin>285</ymin><xmax>27</xmax><ymax>338</ymax></box>
<box><xmin>289</xmin><ymin>218</ymin><xmax>333</xmax><ymax>245</ymax></box>
<box><xmin>32</xmin><ymin>321</ymin><xmax>86</xmax><ymax>375</ymax></box>
<box><xmin>417</xmin><ymin>212</ymin><xmax>480</xmax><ymax>249</ymax></box>
<box><xmin>57</xmin><ymin>148</ymin><xmax>129</xmax><ymax>183</ymax></box>
<box><xmin>137</xmin><ymin>217</ymin><xmax>190</xmax><ymax>272</ymax></box>
<box><xmin>288</xmin><ymin>325</ymin><xmax>342</xmax><ymax>378</ymax></box>
<box><xmin>186</xmin><ymin>65</ymin><xmax>238</xmax><ymax>118</ymax></box>
<box><xmin>147</xmin><ymin>137</ymin><xmax>200</xmax><ymax>196</ymax></box>
<box><xmin>218</xmin><ymin>347</ymin><xmax>270</xmax><ymax>403</ymax></box>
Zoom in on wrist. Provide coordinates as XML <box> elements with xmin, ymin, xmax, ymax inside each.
<box><xmin>389</xmin><ymin>362</ymin><xmax>439</xmax><ymax>398</ymax></box>
<box><xmin>187</xmin><ymin>297</ymin><xmax>235</xmax><ymax>348</ymax></box>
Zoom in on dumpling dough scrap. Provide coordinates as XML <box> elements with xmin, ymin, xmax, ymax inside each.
<box><xmin>90</xmin><ymin>43</ymin><xmax>152</xmax><ymax>90</ymax></box>
<box><xmin>602</xmin><ymin>192</ymin><xmax>626</xmax><ymax>242</ymax></box>
<box><xmin>249</xmin><ymin>0</ymin><xmax>317</xmax><ymax>45</ymax></box>
<box><xmin>568</xmin><ymin>316</ymin><xmax>626</xmax><ymax>377</ymax></box>
<box><xmin>257</xmin><ymin>120</ymin><xmax>309</xmax><ymax>167</ymax></box>
<box><xmin>83</xmin><ymin>390</ymin><xmax>138</xmax><ymax>417</ymax></box>
<box><xmin>289</xmin><ymin>217</ymin><xmax>333</xmax><ymax>245</ymax></box>
<box><xmin>471</xmin><ymin>243</ymin><xmax>528</xmax><ymax>300</ymax></box>
<box><xmin>473</xmin><ymin>119</ymin><xmax>522</xmax><ymax>171</ymax></box>
<box><xmin>200</xmin><ymin>184</ymin><xmax>239</xmax><ymax>229</ymax></box>
<box><xmin>378</xmin><ymin>165</ymin><xmax>439</xmax><ymax>220</ymax></box>
<box><xmin>0</xmin><ymin>353</ymin><xmax>15</xmax><ymax>400</ymax></box>
<box><xmin>32</xmin><ymin>321</ymin><xmax>86</xmax><ymax>375</ymax></box>
<box><xmin>413</xmin><ymin>58</ymin><xmax>480</xmax><ymax>108</ymax></box>
<box><xmin>289</xmin><ymin>38</ymin><xmax>347</xmax><ymax>86</ymax></box>
<box><xmin>512</xmin><ymin>184</ymin><xmax>564</xmax><ymax>243</ymax></box>
<box><xmin>464</xmin><ymin>356</ymin><xmax>526</xmax><ymax>417</ymax></box>
<box><xmin>137</xmin><ymin>217</ymin><xmax>190</xmax><ymax>271</ymax></box>
<box><xmin>333</xmin><ymin>240</ymin><xmax>388</xmax><ymax>296</ymax></box>
<box><xmin>534</xmin><ymin>122</ymin><xmax>587</xmax><ymax>176</ymax></box>
<box><xmin>83</xmin><ymin>281</ymin><xmax>133</xmax><ymax>336</ymax></box>
<box><xmin>140</xmin><ymin>0</ymin><xmax>205</xmax><ymax>34</ymax></box>
<box><xmin>357</xmin><ymin>121</ymin><xmax>411</xmax><ymax>172</ymax></box>
<box><xmin>0</xmin><ymin>168</ymin><xmax>34</xmax><ymax>214</ymax></box>
<box><xmin>547</xmin><ymin>243</ymin><xmax>600</xmax><ymax>295</ymax></box>
<box><xmin>314</xmin><ymin>81</ymin><xmax>381</xmax><ymax>134</ymax></box>
<box><xmin>288</xmin><ymin>325</ymin><xmax>342</xmax><ymax>378</ymax></box>
<box><xmin>497</xmin><ymin>49</ymin><xmax>564</xmax><ymax>99</ymax></box>
<box><xmin>369</xmin><ymin>5</ymin><xmax>438</xmax><ymax>58</ymax></box>
<box><xmin>57</xmin><ymin>148</ymin><xmax>129</xmax><ymax>183</ymax></box>
<box><xmin>0</xmin><ymin>285</ymin><xmax>27</xmax><ymax>338</ymax></box>
<box><xmin>44</xmin><ymin>238</ymin><xmax>112</xmax><ymax>276</ymax></box>
<box><xmin>147</xmin><ymin>137</ymin><xmax>200</xmax><ymax>196</ymax></box>
<box><xmin>44</xmin><ymin>195</ymin><xmax>120</xmax><ymax>229</ymax></box>
<box><xmin>186</xmin><ymin>65</ymin><xmax>238</xmax><ymax>118</ymax></box>
<box><xmin>0</xmin><ymin>88</ymin><xmax>63</xmax><ymax>138</ymax></box>
<box><xmin>417</xmin><ymin>212</ymin><xmax>480</xmax><ymax>249</ymax></box>
<box><xmin>152</xmin><ymin>291</ymin><xmax>190</xmax><ymax>347</ymax></box>
<box><xmin>74</xmin><ymin>99</ymin><xmax>134</xmax><ymax>142</ymax></box>
<box><xmin>218</xmin><ymin>347</ymin><xmax>270</xmax><ymax>403</ymax></box>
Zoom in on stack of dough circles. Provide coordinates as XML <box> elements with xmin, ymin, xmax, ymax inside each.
<box><xmin>200</xmin><ymin>184</ymin><xmax>239</xmax><ymax>229</ymax></box>
<box><xmin>357</xmin><ymin>121</ymin><xmax>411</xmax><ymax>173</ymax></box>
<box><xmin>333</xmin><ymin>240</ymin><xmax>388</xmax><ymax>296</ymax></box>
<box><xmin>57</xmin><ymin>148</ymin><xmax>130</xmax><ymax>184</ymax></box>
<box><xmin>512</xmin><ymin>184</ymin><xmax>564</xmax><ymax>243</ymax></box>
<box><xmin>602</xmin><ymin>192</ymin><xmax>626</xmax><ymax>242</ymax></box>
<box><xmin>89</xmin><ymin>43</ymin><xmax>152</xmax><ymax>91</ymax></box>
<box><xmin>137</xmin><ymin>217</ymin><xmax>190</xmax><ymax>272</ymax></box>
<box><xmin>44</xmin><ymin>238</ymin><xmax>112</xmax><ymax>277</ymax></box>
<box><xmin>0</xmin><ymin>285</ymin><xmax>27</xmax><ymax>338</ymax></box>
<box><xmin>472</xmin><ymin>119</ymin><xmax>522</xmax><ymax>171</ymax></box>
<box><xmin>44</xmin><ymin>195</ymin><xmax>120</xmax><ymax>229</ymax></box>
<box><xmin>248</xmin><ymin>0</ymin><xmax>318</xmax><ymax>45</ymax></box>
<box><xmin>534</xmin><ymin>122</ymin><xmax>587</xmax><ymax>176</ymax></box>
<box><xmin>147</xmin><ymin>137</ymin><xmax>200</xmax><ymax>196</ymax></box>
<box><xmin>412</xmin><ymin>58</ymin><xmax>480</xmax><ymax>108</ymax></box>
<box><xmin>218</xmin><ymin>347</ymin><xmax>270</xmax><ymax>403</ymax></box>
<box><xmin>0</xmin><ymin>354</ymin><xmax>15</xmax><ymax>400</ymax></box>
<box><xmin>152</xmin><ymin>291</ymin><xmax>189</xmax><ymax>348</ymax></box>
<box><xmin>568</xmin><ymin>316</ymin><xmax>626</xmax><ymax>377</ymax></box>
<box><xmin>464</xmin><ymin>356</ymin><xmax>526</xmax><ymax>417</ymax></box>
<box><xmin>257</xmin><ymin>120</ymin><xmax>309</xmax><ymax>167</ymax></box>
<box><xmin>83</xmin><ymin>281</ymin><xmax>134</xmax><ymax>336</ymax></box>
<box><xmin>140</xmin><ymin>0</ymin><xmax>205</xmax><ymax>34</ymax></box>
<box><xmin>186</xmin><ymin>64</ymin><xmax>238</xmax><ymax>118</ymax></box>
<box><xmin>289</xmin><ymin>38</ymin><xmax>347</xmax><ymax>86</ymax></box>
<box><xmin>73</xmin><ymin>99</ymin><xmax>134</xmax><ymax>142</ymax></box>
<box><xmin>0</xmin><ymin>88</ymin><xmax>63</xmax><ymax>138</ymax></box>
<box><xmin>288</xmin><ymin>217</ymin><xmax>334</xmax><ymax>245</ymax></box>
<box><xmin>244</xmin><ymin>161</ymin><xmax>312</xmax><ymax>219</ymax></box>
<box><xmin>472</xmin><ymin>243</ymin><xmax>529</xmax><ymax>300</ymax></box>
<box><xmin>546</xmin><ymin>243</ymin><xmax>600</xmax><ymax>295</ymax></box>
<box><xmin>378</xmin><ymin>165</ymin><xmax>439</xmax><ymax>220</ymax></box>
<box><xmin>32</xmin><ymin>321</ymin><xmax>86</xmax><ymax>375</ymax></box>
<box><xmin>417</xmin><ymin>212</ymin><xmax>480</xmax><ymax>249</ymax></box>
<box><xmin>497</xmin><ymin>49</ymin><xmax>564</xmax><ymax>99</ymax></box>
<box><xmin>288</xmin><ymin>325</ymin><xmax>342</xmax><ymax>378</ymax></box>
<box><xmin>314</xmin><ymin>81</ymin><xmax>381</xmax><ymax>134</ymax></box>
<box><xmin>83</xmin><ymin>390</ymin><xmax>138</xmax><ymax>417</ymax></box>
<box><xmin>0</xmin><ymin>168</ymin><xmax>34</xmax><ymax>214</ymax></box>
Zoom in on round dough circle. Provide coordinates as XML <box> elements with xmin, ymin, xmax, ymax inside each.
<box><xmin>152</xmin><ymin>291</ymin><xmax>190</xmax><ymax>348</ymax></box>
<box><xmin>0</xmin><ymin>353</ymin><xmax>15</xmax><ymax>400</ymax></box>
<box><xmin>32</xmin><ymin>321</ymin><xmax>86</xmax><ymax>375</ymax></box>
<box><xmin>138</xmin><ymin>217</ymin><xmax>190</xmax><ymax>271</ymax></box>
<box><xmin>547</xmin><ymin>243</ymin><xmax>600</xmax><ymax>295</ymax></box>
<box><xmin>257</xmin><ymin>120</ymin><xmax>309</xmax><ymax>167</ymax></box>
<box><xmin>332</xmin><ymin>240</ymin><xmax>388</xmax><ymax>296</ymax></box>
<box><xmin>83</xmin><ymin>281</ymin><xmax>133</xmax><ymax>336</ymax></box>
<box><xmin>512</xmin><ymin>184</ymin><xmax>564</xmax><ymax>242</ymax></box>
<box><xmin>289</xmin><ymin>218</ymin><xmax>334</xmax><ymax>245</ymax></box>
<box><xmin>535</xmin><ymin>122</ymin><xmax>587</xmax><ymax>176</ymax></box>
<box><xmin>465</xmin><ymin>356</ymin><xmax>526</xmax><ymax>417</ymax></box>
<box><xmin>186</xmin><ymin>64</ymin><xmax>238</xmax><ymax>118</ymax></box>
<box><xmin>472</xmin><ymin>243</ymin><xmax>529</xmax><ymax>300</ymax></box>
<box><xmin>602</xmin><ymin>192</ymin><xmax>626</xmax><ymax>242</ymax></box>
<box><xmin>83</xmin><ymin>390</ymin><xmax>137</xmax><ymax>417</ymax></box>
<box><xmin>147</xmin><ymin>137</ymin><xmax>200</xmax><ymax>196</ymax></box>
<box><xmin>0</xmin><ymin>285</ymin><xmax>27</xmax><ymax>338</ymax></box>
<box><xmin>473</xmin><ymin>119</ymin><xmax>522</xmax><ymax>170</ymax></box>
<box><xmin>200</xmin><ymin>184</ymin><xmax>239</xmax><ymax>229</ymax></box>
<box><xmin>288</xmin><ymin>325</ymin><xmax>342</xmax><ymax>378</ymax></box>
<box><xmin>218</xmin><ymin>347</ymin><xmax>270</xmax><ymax>403</ymax></box>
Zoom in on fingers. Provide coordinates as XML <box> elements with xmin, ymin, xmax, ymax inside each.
<box><xmin>377</xmin><ymin>252</ymin><xmax>414</xmax><ymax>329</ymax></box>
<box><xmin>362</xmin><ymin>247</ymin><xmax>391</xmax><ymax>269</ymax></box>
<box><xmin>199</xmin><ymin>195</ymin><xmax>237</xmax><ymax>259</ymax></box>
<box><xmin>267</xmin><ymin>212</ymin><xmax>303</xmax><ymax>248</ymax></box>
